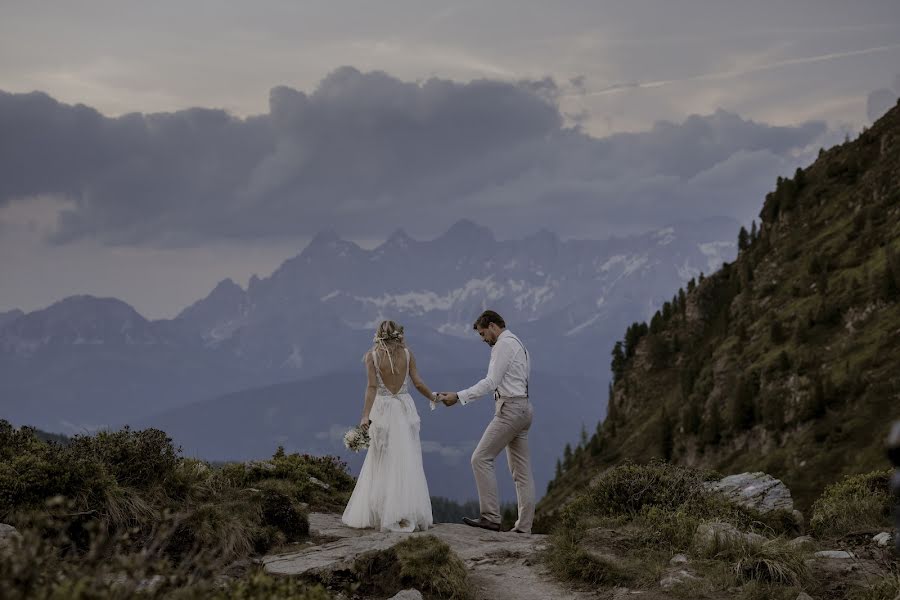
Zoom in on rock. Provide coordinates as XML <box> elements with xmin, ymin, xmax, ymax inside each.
<box><xmin>791</xmin><ymin>509</ymin><xmax>804</xmax><ymax>527</ymax></box>
<box><xmin>787</xmin><ymin>535</ymin><xmax>815</xmax><ymax>549</ymax></box>
<box><xmin>308</xmin><ymin>476</ymin><xmax>330</xmax><ymax>490</ymax></box>
<box><xmin>814</xmin><ymin>550</ymin><xmax>855</xmax><ymax>559</ymax></box>
<box><xmin>796</xmin><ymin>593</ymin><xmax>813</xmax><ymax>600</ymax></box>
<box><xmin>669</xmin><ymin>553</ymin><xmax>689</xmax><ymax>565</ymax></box>
<box><xmin>693</xmin><ymin>522</ymin><xmax>765</xmax><ymax>556</ymax></box>
<box><xmin>389</xmin><ymin>590</ymin><xmax>423</xmax><ymax>600</ymax></box>
<box><xmin>0</xmin><ymin>523</ymin><xmax>21</xmax><ymax>553</ymax></box>
<box><xmin>703</xmin><ymin>472</ymin><xmax>794</xmax><ymax>513</ymax></box>
<box><xmin>872</xmin><ymin>532</ymin><xmax>892</xmax><ymax>547</ymax></box>
<box><xmin>659</xmin><ymin>568</ymin><xmax>698</xmax><ymax>589</ymax></box>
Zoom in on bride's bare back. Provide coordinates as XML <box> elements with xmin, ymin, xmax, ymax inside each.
<box><xmin>373</xmin><ymin>347</ymin><xmax>408</xmax><ymax>394</ymax></box>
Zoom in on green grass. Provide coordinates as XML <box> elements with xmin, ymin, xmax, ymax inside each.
<box><xmin>809</xmin><ymin>469</ymin><xmax>893</xmax><ymax>537</ymax></box>
<box><xmin>0</xmin><ymin>420</ymin><xmax>356</xmax><ymax>597</ymax></box>
<box><xmin>352</xmin><ymin>535</ymin><xmax>474</xmax><ymax>600</ymax></box>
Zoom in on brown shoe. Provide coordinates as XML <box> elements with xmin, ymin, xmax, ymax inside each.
<box><xmin>461</xmin><ymin>517</ymin><xmax>500</xmax><ymax>531</ymax></box>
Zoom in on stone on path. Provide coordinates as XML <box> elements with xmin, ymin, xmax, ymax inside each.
<box><xmin>872</xmin><ymin>532</ymin><xmax>892</xmax><ymax>547</ymax></box>
<box><xmin>814</xmin><ymin>550</ymin><xmax>855</xmax><ymax>559</ymax></box>
<box><xmin>693</xmin><ymin>521</ymin><xmax>765</xmax><ymax>556</ymax></box>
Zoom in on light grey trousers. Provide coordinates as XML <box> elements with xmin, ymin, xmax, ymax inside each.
<box><xmin>471</xmin><ymin>396</ymin><xmax>535</xmax><ymax>533</ymax></box>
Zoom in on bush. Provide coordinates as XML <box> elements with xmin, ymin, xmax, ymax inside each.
<box><xmin>0</xmin><ymin>420</ymin><xmax>355</xmax><ymax>569</ymax></box>
<box><xmin>809</xmin><ymin>470</ymin><xmax>893</xmax><ymax>537</ymax></box>
<box><xmin>352</xmin><ymin>535</ymin><xmax>474</xmax><ymax>600</ymax></box>
<box><xmin>0</xmin><ymin>501</ymin><xmax>334</xmax><ymax>600</ymax></box>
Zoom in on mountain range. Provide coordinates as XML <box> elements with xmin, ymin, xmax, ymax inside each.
<box><xmin>1</xmin><ymin>216</ymin><xmax>739</xmax><ymax>499</ymax></box>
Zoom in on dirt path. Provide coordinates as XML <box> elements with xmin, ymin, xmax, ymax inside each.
<box><xmin>262</xmin><ymin>513</ymin><xmax>599</xmax><ymax>600</ymax></box>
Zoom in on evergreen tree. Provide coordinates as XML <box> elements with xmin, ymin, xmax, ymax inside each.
<box><xmin>750</xmin><ymin>220</ymin><xmax>758</xmax><ymax>243</ymax></box>
<box><xmin>554</xmin><ymin>458</ymin><xmax>563</xmax><ymax>479</ymax></box>
<box><xmin>660</xmin><ymin>408</ymin><xmax>674</xmax><ymax>461</ymax></box>
<box><xmin>606</xmin><ymin>382</ymin><xmax>617</xmax><ymax>425</ymax></box>
<box><xmin>563</xmin><ymin>443</ymin><xmax>573</xmax><ymax>469</ymax></box>
<box><xmin>702</xmin><ymin>400</ymin><xmax>722</xmax><ymax>446</ymax></box>
<box><xmin>682</xmin><ymin>399</ymin><xmax>701</xmax><ymax>435</ymax></box>
<box><xmin>730</xmin><ymin>375</ymin><xmax>756</xmax><ymax>430</ymax></box>
<box><xmin>883</xmin><ymin>245</ymin><xmax>900</xmax><ymax>301</ymax></box>
<box><xmin>762</xmin><ymin>395</ymin><xmax>784</xmax><ymax>431</ymax></box>
<box><xmin>580</xmin><ymin>423</ymin><xmax>589</xmax><ymax>448</ymax></box>
<box><xmin>611</xmin><ymin>341</ymin><xmax>626</xmax><ymax>382</ymax></box>
<box><xmin>678</xmin><ymin>288</ymin><xmax>687</xmax><ymax>317</ymax></box>
<box><xmin>738</xmin><ymin>226</ymin><xmax>750</xmax><ymax>252</ymax></box>
<box><xmin>769</xmin><ymin>319</ymin><xmax>786</xmax><ymax>344</ymax></box>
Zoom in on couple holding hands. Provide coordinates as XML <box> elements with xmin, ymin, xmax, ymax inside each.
<box><xmin>341</xmin><ymin>310</ymin><xmax>535</xmax><ymax>534</ymax></box>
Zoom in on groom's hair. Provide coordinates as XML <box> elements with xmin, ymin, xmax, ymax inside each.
<box><xmin>473</xmin><ymin>310</ymin><xmax>506</xmax><ymax>330</ymax></box>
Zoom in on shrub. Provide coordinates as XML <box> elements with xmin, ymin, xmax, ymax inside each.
<box><xmin>809</xmin><ymin>470</ymin><xmax>893</xmax><ymax>537</ymax></box>
<box><xmin>352</xmin><ymin>535</ymin><xmax>474</xmax><ymax>600</ymax></box>
<box><xmin>0</xmin><ymin>505</ymin><xmax>332</xmax><ymax>600</ymax></box>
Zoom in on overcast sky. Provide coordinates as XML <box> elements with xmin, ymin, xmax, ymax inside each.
<box><xmin>1</xmin><ymin>0</ymin><xmax>899</xmax><ymax>318</ymax></box>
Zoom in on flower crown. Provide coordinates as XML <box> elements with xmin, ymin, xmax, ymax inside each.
<box><xmin>373</xmin><ymin>328</ymin><xmax>404</xmax><ymax>343</ymax></box>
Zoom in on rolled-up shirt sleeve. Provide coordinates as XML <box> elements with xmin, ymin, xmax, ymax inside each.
<box><xmin>457</xmin><ymin>338</ymin><xmax>516</xmax><ymax>405</ymax></box>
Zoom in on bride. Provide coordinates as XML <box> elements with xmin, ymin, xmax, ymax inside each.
<box><xmin>341</xmin><ymin>320</ymin><xmax>436</xmax><ymax>532</ymax></box>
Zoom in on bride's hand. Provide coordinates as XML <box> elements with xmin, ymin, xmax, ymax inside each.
<box><xmin>359</xmin><ymin>416</ymin><xmax>370</xmax><ymax>429</ymax></box>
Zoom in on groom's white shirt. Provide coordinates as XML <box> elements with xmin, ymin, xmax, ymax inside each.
<box><xmin>457</xmin><ymin>330</ymin><xmax>529</xmax><ymax>405</ymax></box>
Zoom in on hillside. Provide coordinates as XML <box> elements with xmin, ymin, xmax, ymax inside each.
<box><xmin>538</xmin><ymin>100</ymin><xmax>900</xmax><ymax>525</ymax></box>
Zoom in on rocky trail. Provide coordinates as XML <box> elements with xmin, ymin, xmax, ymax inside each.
<box><xmin>262</xmin><ymin>513</ymin><xmax>599</xmax><ymax>600</ymax></box>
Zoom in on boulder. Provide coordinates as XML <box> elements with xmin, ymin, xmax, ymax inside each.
<box><xmin>787</xmin><ymin>535</ymin><xmax>815</xmax><ymax>549</ymax></box>
<box><xmin>814</xmin><ymin>550</ymin><xmax>855</xmax><ymax>559</ymax></box>
<box><xmin>872</xmin><ymin>532</ymin><xmax>892</xmax><ymax>547</ymax></box>
<box><xmin>703</xmin><ymin>472</ymin><xmax>794</xmax><ymax>513</ymax></box>
<box><xmin>389</xmin><ymin>590</ymin><xmax>423</xmax><ymax>600</ymax></box>
<box><xmin>0</xmin><ymin>523</ymin><xmax>21</xmax><ymax>554</ymax></box>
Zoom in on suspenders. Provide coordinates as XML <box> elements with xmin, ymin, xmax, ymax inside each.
<box><xmin>494</xmin><ymin>334</ymin><xmax>529</xmax><ymax>400</ymax></box>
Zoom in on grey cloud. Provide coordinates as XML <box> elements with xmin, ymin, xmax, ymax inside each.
<box><xmin>0</xmin><ymin>67</ymin><xmax>830</xmax><ymax>245</ymax></box>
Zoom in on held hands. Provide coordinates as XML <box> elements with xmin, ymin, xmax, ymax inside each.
<box><xmin>435</xmin><ymin>392</ymin><xmax>459</xmax><ymax>407</ymax></box>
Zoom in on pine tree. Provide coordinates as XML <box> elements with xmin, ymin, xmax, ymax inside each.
<box><xmin>611</xmin><ymin>341</ymin><xmax>626</xmax><ymax>382</ymax></box>
<box><xmin>580</xmin><ymin>423</ymin><xmax>589</xmax><ymax>448</ymax></box>
<box><xmin>555</xmin><ymin>458</ymin><xmax>563</xmax><ymax>479</ymax></box>
<box><xmin>750</xmin><ymin>220</ymin><xmax>758</xmax><ymax>243</ymax></box>
<box><xmin>702</xmin><ymin>400</ymin><xmax>722</xmax><ymax>446</ymax></box>
<box><xmin>682</xmin><ymin>398</ymin><xmax>702</xmax><ymax>435</ymax></box>
<box><xmin>563</xmin><ymin>443</ymin><xmax>573</xmax><ymax>469</ymax></box>
<box><xmin>660</xmin><ymin>408</ymin><xmax>674</xmax><ymax>461</ymax></box>
<box><xmin>730</xmin><ymin>375</ymin><xmax>756</xmax><ymax>431</ymax></box>
<box><xmin>678</xmin><ymin>288</ymin><xmax>687</xmax><ymax>317</ymax></box>
<box><xmin>738</xmin><ymin>226</ymin><xmax>750</xmax><ymax>252</ymax></box>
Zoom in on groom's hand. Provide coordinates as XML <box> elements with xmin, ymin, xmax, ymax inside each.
<box><xmin>441</xmin><ymin>393</ymin><xmax>459</xmax><ymax>407</ymax></box>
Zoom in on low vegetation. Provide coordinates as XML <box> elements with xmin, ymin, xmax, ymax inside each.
<box><xmin>809</xmin><ymin>469</ymin><xmax>893</xmax><ymax>537</ymax></box>
<box><xmin>350</xmin><ymin>535</ymin><xmax>474</xmax><ymax>600</ymax></box>
<box><xmin>0</xmin><ymin>420</ymin><xmax>353</xmax><ymax>598</ymax></box>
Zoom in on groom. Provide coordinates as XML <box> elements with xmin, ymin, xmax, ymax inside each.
<box><xmin>437</xmin><ymin>310</ymin><xmax>535</xmax><ymax>534</ymax></box>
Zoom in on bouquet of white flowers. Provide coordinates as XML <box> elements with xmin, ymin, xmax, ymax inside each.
<box><xmin>343</xmin><ymin>425</ymin><xmax>371</xmax><ymax>452</ymax></box>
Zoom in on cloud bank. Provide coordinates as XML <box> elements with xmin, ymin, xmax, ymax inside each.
<box><xmin>0</xmin><ymin>67</ymin><xmax>831</xmax><ymax>245</ymax></box>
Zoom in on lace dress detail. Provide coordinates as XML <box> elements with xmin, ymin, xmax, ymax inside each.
<box><xmin>341</xmin><ymin>348</ymin><xmax>433</xmax><ymax>532</ymax></box>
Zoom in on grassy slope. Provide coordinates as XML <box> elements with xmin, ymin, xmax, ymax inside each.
<box><xmin>538</xmin><ymin>101</ymin><xmax>900</xmax><ymax>525</ymax></box>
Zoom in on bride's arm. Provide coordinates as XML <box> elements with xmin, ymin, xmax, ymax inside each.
<box><xmin>360</xmin><ymin>352</ymin><xmax>377</xmax><ymax>427</ymax></box>
<box><xmin>407</xmin><ymin>350</ymin><xmax>436</xmax><ymax>402</ymax></box>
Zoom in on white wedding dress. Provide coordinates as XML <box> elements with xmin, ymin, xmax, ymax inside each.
<box><xmin>342</xmin><ymin>348</ymin><xmax>433</xmax><ymax>532</ymax></box>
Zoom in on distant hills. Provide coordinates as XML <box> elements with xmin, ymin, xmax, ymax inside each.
<box><xmin>538</xmin><ymin>100</ymin><xmax>900</xmax><ymax>519</ymax></box>
<box><xmin>1</xmin><ymin>217</ymin><xmax>739</xmax><ymax>500</ymax></box>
